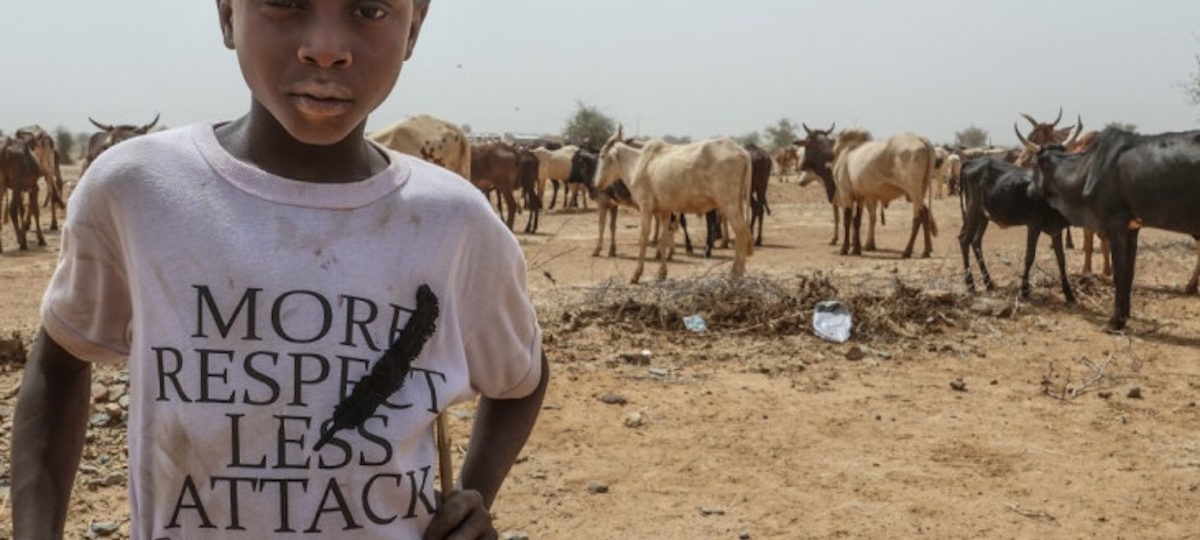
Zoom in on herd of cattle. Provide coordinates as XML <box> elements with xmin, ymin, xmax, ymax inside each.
<box><xmin>1</xmin><ymin>111</ymin><xmax>1198</xmax><ymax>330</ymax></box>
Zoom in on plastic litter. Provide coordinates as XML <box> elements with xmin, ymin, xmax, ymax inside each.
<box><xmin>682</xmin><ymin>315</ymin><xmax>708</xmax><ymax>333</ymax></box>
<box><xmin>812</xmin><ymin>300</ymin><xmax>853</xmax><ymax>343</ymax></box>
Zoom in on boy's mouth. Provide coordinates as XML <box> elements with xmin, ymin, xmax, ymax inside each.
<box><xmin>287</xmin><ymin>85</ymin><xmax>354</xmax><ymax>117</ymax></box>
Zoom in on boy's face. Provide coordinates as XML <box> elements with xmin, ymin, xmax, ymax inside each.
<box><xmin>217</xmin><ymin>0</ymin><xmax>429</xmax><ymax>146</ymax></box>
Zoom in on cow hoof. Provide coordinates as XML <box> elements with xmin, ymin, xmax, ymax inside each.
<box><xmin>1019</xmin><ymin>287</ymin><xmax>1032</xmax><ymax>300</ymax></box>
<box><xmin>1106</xmin><ymin>316</ymin><xmax>1127</xmax><ymax>331</ymax></box>
<box><xmin>608</xmin><ymin>249</ymin><xmax>617</xmax><ymax>258</ymax></box>
<box><xmin>1186</xmin><ymin>282</ymin><xmax>1198</xmax><ymax>295</ymax></box>
<box><xmin>985</xmin><ymin>282</ymin><xmax>997</xmax><ymax>292</ymax></box>
<box><xmin>921</xmin><ymin>251</ymin><xmax>932</xmax><ymax>259</ymax></box>
<box><xmin>829</xmin><ymin>238</ymin><xmax>839</xmax><ymax>246</ymax></box>
<box><xmin>864</xmin><ymin>242</ymin><xmax>876</xmax><ymax>252</ymax></box>
<box><xmin>900</xmin><ymin>251</ymin><xmax>912</xmax><ymax>259</ymax></box>
<box><xmin>591</xmin><ymin>249</ymin><xmax>601</xmax><ymax>257</ymax></box>
<box><xmin>852</xmin><ymin>248</ymin><xmax>862</xmax><ymax>256</ymax></box>
<box><xmin>1065</xmin><ymin>295</ymin><xmax>1078</xmax><ymax>305</ymax></box>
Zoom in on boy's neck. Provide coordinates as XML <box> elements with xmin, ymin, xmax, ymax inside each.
<box><xmin>215</xmin><ymin>102</ymin><xmax>389</xmax><ymax>184</ymax></box>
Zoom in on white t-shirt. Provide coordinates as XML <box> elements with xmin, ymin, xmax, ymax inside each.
<box><xmin>41</xmin><ymin>123</ymin><xmax>543</xmax><ymax>539</ymax></box>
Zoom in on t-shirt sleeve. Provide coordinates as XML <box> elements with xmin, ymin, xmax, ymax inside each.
<box><xmin>457</xmin><ymin>206</ymin><xmax>543</xmax><ymax>400</ymax></box>
<box><xmin>40</xmin><ymin>174</ymin><xmax>133</xmax><ymax>364</ymax></box>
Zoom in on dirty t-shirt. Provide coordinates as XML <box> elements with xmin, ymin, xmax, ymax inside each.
<box><xmin>40</xmin><ymin>124</ymin><xmax>543</xmax><ymax>539</ymax></box>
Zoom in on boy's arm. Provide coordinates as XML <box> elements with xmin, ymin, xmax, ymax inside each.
<box><xmin>461</xmin><ymin>351</ymin><xmax>550</xmax><ymax>508</ymax></box>
<box><xmin>12</xmin><ymin>329</ymin><xmax>93</xmax><ymax>539</ymax></box>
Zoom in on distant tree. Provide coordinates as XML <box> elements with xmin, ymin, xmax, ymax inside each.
<box><xmin>1188</xmin><ymin>53</ymin><xmax>1200</xmax><ymax>108</ymax></box>
<box><xmin>733</xmin><ymin>131</ymin><xmax>762</xmax><ymax>147</ymax></box>
<box><xmin>1105</xmin><ymin>121</ymin><xmax>1137</xmax><ymax>133</ymax></box>
<box><xmin>74</xmin><ymin>133</ymin><xmax>91</xmax><ymax>161</ymax></box>
<box><xmin>562</xmin><ymin>101</ymin><xmax>616</xmax><ymax>147</ymax></box>
<box><xmin>661</xmin><ymin>134</ymin><xmax>692</xmax><ymax>144</ymax></box>
<box><xmin>764</xmin><ymin>118</ymin><xmax>799</xmax><ymax>150</ymax></box>
<box><xmin>460</xmin><ymin>124</ymin><xmax>472</xmax><ymax>134</ymax></box>
<box><xmin>955</xmin><ymin>125</ymin><xmax>989</xmax><ymax>148</ymax></box>
<box><xmin>54</xmin><ymin>126</ymin><xmax>76</xmax><ymax>165</ymax></box>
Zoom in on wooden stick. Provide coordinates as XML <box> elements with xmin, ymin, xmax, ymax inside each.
<box><xmin>436</xmin><ymin>410</ymin><xmax>454</xmax><ymax>503</ymax></box>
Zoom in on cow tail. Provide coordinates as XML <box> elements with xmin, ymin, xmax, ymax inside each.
<box><xmin>923</xmin><ymin>141</ymin><xmax>939</xmax><ymax>237</ymax></box>
<box><xmin>458</xmin><ymin>133</ymin><xmax>471</xmax><ymax>180</ymax></box>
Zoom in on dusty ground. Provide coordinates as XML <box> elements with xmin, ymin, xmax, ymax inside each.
<box><xmin>2</xmin><ymin>165</ymin><xmax>1199</xmax><ymax>539</ymax></box>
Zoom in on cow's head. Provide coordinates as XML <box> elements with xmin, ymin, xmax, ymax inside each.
<box><xmin>87</xmin><ymin>113</ymin><xmax>160</xmax><ymax>158</ymax></box>
<box><xmin>1019</xmin><ymin>107</ymin><xmax>1065</xmax><ymax>146</ymax></box>
<box><xmin>1016</xmin><ymin>122</ymin><xmax>1082</xmax><ymax>199</ymax></box>
<box><xmin>593</xmin><ymin>126</ymin><xmax>628</xmax><ymax>190</ymax></box>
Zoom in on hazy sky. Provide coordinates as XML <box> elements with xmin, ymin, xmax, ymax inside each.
<box><xmin>3</xmin><ymin>0</ymin><xmax>1199</xmax><ymax>146</ymax></box>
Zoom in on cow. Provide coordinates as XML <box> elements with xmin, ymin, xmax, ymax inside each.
<box><xmin>81</xmin><ymin>114</ymin><xmax>160</xmax><ymax>176</ymax></box>
<box><xmin>14</xmin><ymin>126</ymin><xmax>65</xmax><ymax>232</ymax></box>
<box><xmin>1020</xmin><ymin>125</ymin><xmax>1200</xmax><ymax>329</ymax></box>
<box><xmin>0</xmin><ymin>136</ymin><xmax>49</xmax><ymax>251</ymax></box>
<box><xmin>773</xmin><ymin>146</ymin><xmax>798</xmax><ymax>177</ymax></box>
<box><xmin>515</xmin><ymin>147</ymin><xmax>543</xmax><ymax>234</ymax></box>
<box><xmin>469</xmin><ymin>142</ymin><xmax>522</xmax><ymax>231</ymax></box>
<box><xmin>744</xmin><ymin>143</ymin><xmax>773</xmax><ymax>246</ymax></box>
<box><xmin>796</xmin><ymin>123</ymin><xmax>840</xmax><ymax>245</ymax></box>
<box><xmin>944</xmin><ymin>153</ymin><xmax>962</xmax><ymax>197</ymax></box>
<box><xmin>958</xmin><ymin>157</ymin><xmax>1075</xmax><ymax>303</ymax></box>
<box><xmin>592</xmin><ymin>128</ymin><xmax>752</xmax><ymax>283</ymax></box>
<box><xmin>369</xmin><ymin>114</ymin><xmax>471</xmax><ymax>179</ymax></box>
<box><xmin>529</xmin><ymin>145</ymin><xmax>581</xmax><ymax>210</ymax></box>
<box><xmin>831</xmin><ymin>129</ymin><xmax>938</xmax><ymax>258</ymax></box>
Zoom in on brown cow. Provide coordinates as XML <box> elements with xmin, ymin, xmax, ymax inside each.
<box><xmin>515</xmin><ymin>147</ymin><xmax>542</xmax><ymax>234</ymax></box>
<box><xmin>470</xmin><ymin>142</ymin><xmax>521</xmax><ymax>230</ymax></box>
<box><xmin>14</xmin><ymin>126</ymin><xmax>65</xmax><ymax>231</ymax></box>
<box><xmin>744</xmin><ymin>143</ymin><xmax>773</xmax><ymax>246</ymax></box>
<box><xmin>81</xmin><ymin>114</ymin><xmax>159</xmax><ymax>176</ymax></box>
<box><xmin>773</xmin><ymin>146</ymin><xmax>798</xmax><ymax>177</ymax></box>
<box><xmin>0</xmin><ymin>136</ymin><xmax>48</xmax><ymax>251</ymax></box>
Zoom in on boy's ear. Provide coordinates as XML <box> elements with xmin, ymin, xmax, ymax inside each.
<box><xmin>216</xmin><ymin>0</ymin><xmax>236</xmax><ymax>50</ymax></box>
<box><xmin>404</xmin><ymin>1</ymin><xmax>431</xmax><ymax>61</ymax></box>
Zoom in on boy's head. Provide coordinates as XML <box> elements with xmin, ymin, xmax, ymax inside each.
<box><xmin>216</xmin><ymin>0</ymin><xmax>431</xmax><ymax>146</ymax></box>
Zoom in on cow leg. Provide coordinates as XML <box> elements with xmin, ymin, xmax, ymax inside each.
<box><xmin>1186</xmin><ymin>237</ymin><xmax>1200</xmax><ymax>295</ymax></box>
<box><xmin>608</xmin><ymin>206</ymin><xmax>618</xmax><ymax>257</ymax></box>
<box><xmin>851</xmin><ymin>205</ymin><xmax>863</xmax><ymax>256</ymax></box>
<box><xmin>1101</xmin><ymin>236</ymin><xmax>1112</xmax><ymax>276</ymax></box>
<box><xmin>1019</xmin><ymin>226</ymin><xmax>1040</xmax><ymax>299</ymax></box>
<box><xmin>972</xmin><ymin>220</ymin><xmax>995</xmax><ymax>291</ymax></box>
<box><xmin>830</xmin><ymin>204</ymin><xmax>840</xmax><ymax>246</ymax></box>
<box><xmin>657</xmin><ymin>212</ymin><xmax>673</xmax><ymax>281</ymax></box>
<box><xmin>678</xmin><ymin>214</ymin><xmax>693</xmax><ymax>257</ymax></box>
<box><xmin>901</xmin><ymin>208</ymin><xmax>921</xmax><ymax>259</ymax></box>
<box><xmin>593</xmin><ymin>199</ymin><xmax>608</xmax><ymax>257</ymax></box>
<box><xmin>922</xmin><ymin>207</ymin><xmax>934</xmax><ymax>258</ymax></box>
<box><xmin>26</xmin><ymin>188</ymin><xmax>46</xmax><ymax>247</ymax></box>
<box><xmin>1106</xmin><ymin>225</ymin><xmax>1139</xmax><ymax>330</ymax></box>
<box><xmin>548</xmin><ymin>180</ymin><xmax>560</xmax><ymax>210</ymax></box>
<box><xmin>1065</xmin><ymin>226</ymin><xmax>1075</xmax><ymax>250</ymax></box>
<box><xmin>864</xmin><ymin>202</ymin><xmax>877</xmax><ymax>252</ymax></box>
<box><xmin>632</xmin><ymin>211</ymin><xmax>653</xmax><ymax>284</ymax></box>
<box><xmin>1082</xmin><ymin>229</ymin><xmax>1095</xmax><ymax>275</ymax></box>
<box><xmin>959</xmin><ymin>210</ymin><xmax>979</xmax><ymax>293</ymax></box>
<box><xmin>9</xmin><ymin>191</ymin><xmax>27</xmax><ymax>251</ymax></box>
<box><xmin>1051</xmin><ymin>230</ymin><xmax>1076</xmax><ymax>304</ymax></box>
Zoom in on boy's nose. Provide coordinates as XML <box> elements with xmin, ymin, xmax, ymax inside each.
<box><xmin>298</xmin><ymin>28</ymin><xmax>352</xmax><ymax>69</ymax></box>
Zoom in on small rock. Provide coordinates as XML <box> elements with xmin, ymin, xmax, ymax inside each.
<box><xmin>501</xmin><ymin>531</ymin><xmax>531</xmax><ymax>540</ymax></box>
<box><xmin>89</xmin><ymin>521</ymin><xmax>119</xmax><ymax>536</ymax></box>
<box><xmin>587</xmin><ymin>481</ymin><xmax>609</xmax><ymax>494</ymax></box>
<box><xmin>599</xmin><ymin>392</ymin><xmax>627</xmax><ymax>405</ymax></box>
<box><xmin>104</xmin><ymin>403</ymin><xmax>123</xmax><ymax>419</ymax></box>
<box><xmin>739</xmin><ymin>532</ymin><xmax>752</xmax><ymax>540</ymax></box>
<box><xmin>698</xmin><ymin>506</ymin><xmax>726</xmax><ymax>516</ymax></box>
<box><xmin>107</xmin><ymin>385</ymin><xmax>126</xmax><ymax>401</ymax></box>
<box><xmin>118</xmin><ymin>395</ymin><xmax>131</xmax><ymax>409</ymax></box>
<box><xmin>530</xmin><ymin>470</ymin><xmax>547</xmax><ymax>480</ymax></box>
<box><xmin>91</xmin><ymin>384</ymin><xmax>109</xmax><ymax>403</ymax></box>
<box><xmin>624</xmin><ymin>412</ymin><xmax>643</xmax><ymax>428</ymax></box>
<box><xmin>1127</xmin><ymin>387</ymin><xmax>1143</xmax><ymax>399</ymax></box>
<box><xmin>1098</xmin><ymin>391</ymin><xmax>1113</xmax><ymax>399</ymax></box>
<box><xmin>648</xmin><ymin>367</ymin><xmax>669</xmax><ymax>378</ymax></box>
<box><xmin>845</xmin><ymin>346</ymin><xmax>866</xmax><ymax>361</ymax></box>
<box><xmin>617</xmin><ymin>351</ymin><xmax>650</xmax><ymax>366</ymax></box>
<box><xmin>950</xmin><ymin>378</ymin><xmax>967</xmax><ymax>392</ymax></box>
<box><xmin>89</xmin><ymin>413</ymin><xmax>110</xmax><ymax>428</ymax></box>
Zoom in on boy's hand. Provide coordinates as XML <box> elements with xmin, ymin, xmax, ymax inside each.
<box><xmin>422</xmin><ymin>490</ymin><xmax>497</xmax><ymax>540</ymax></box>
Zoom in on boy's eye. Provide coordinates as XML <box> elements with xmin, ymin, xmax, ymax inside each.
<box><xmin>264</xmin><ymin>0</ymin><xmax>306</xmax><ymax>9</ymax></box>
<box><xmin>354</xmin><ymin>5</ymin><xmax>389</xmax><ymax>20</ymax></box>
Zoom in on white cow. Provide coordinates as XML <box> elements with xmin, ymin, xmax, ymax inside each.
<box><xmin>832</xmin><ymin>129</ymin><xmax>938</xmax><ymax>258</ymax></box>
<box><xmin>530</xmin><ymin>145</ymin><xmax>580</xmax><ymax>210</ymax></box>
<box><xmin>369</xmin><ymin>114</ymin><xmax>470</xmax><ymax>179</ymax></box>
<box><xmin>593</xmin><ymin>128</ymin><xmax>753</xmax><ymax>283</ymax></box>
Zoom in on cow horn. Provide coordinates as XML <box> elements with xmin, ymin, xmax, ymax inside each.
<box><xmin>826</xmin><ymin>123</ymin><xmax>835</xmax><ymax>134</ymax></box>
<box><xmin>802</xmin><ymin>123</ymin><xmax>814</xmax><ymax>136</ymax></box>
<box><xmin>1020</xmin><ymin>113</ymin><xmax>1038</xmax><ymax>128</ymax></box>
<box><xmin>1063</xmin><ymin>116</ymin><xmax>1083</xmax><ymax>148</ymax></box>
<box><xmin>141</xmin><ymin>113</ymin><xmax>161</xmax><ymax>133</ymax></box>
<box><xmin>89</xmin><ymin>117</ymin><xmax>114</xmax><ymax>131</ymax></box>
<box><xmin>1014</xmin><ymin>123</ymin><xmax>1039</xmax><ymax>153</ymax></box>
<box><xmin>1051</xmin><ymin>106</ymin><xmax>1063</xmax><ymax>128</ymax></box>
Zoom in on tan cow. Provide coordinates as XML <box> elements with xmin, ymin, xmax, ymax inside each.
<box><xmin>593</xmin><ymin>128</ymin><xmax>752</xmax><ymax>283</ymax></box>
<box><xmin>14</xmin><ymin>126</ymin><xmax>65</xmax><ymax>231</ymax></box>
<box><xmin>832</xmin><ymin>129</ymin><xmax>938</xmax><ymax>258</ymax></box>
<box><xmin>369</xmin><ymin>114</ymin><xmax>471</xmax><ymax>179</ymax></box>
<box><xmin>529</xmin><ymin>145</ymin><xmax>580</xmax><ymax>210</ymax></box>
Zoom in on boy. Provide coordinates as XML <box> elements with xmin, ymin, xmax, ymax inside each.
<box><xmin>12</xmin><ymin>1</ymin><xmax>548</xmax><ymax>538</ymax></box>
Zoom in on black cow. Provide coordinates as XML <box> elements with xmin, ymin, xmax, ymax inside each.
<box><xmin>1022</xmin><ymin>126</ymin><xmax>1200</xmax><ymax>329</ymax></box>
<box><xmin>958</xmin><ymin>157</ymin><xmax>1075</xmax><ymax>303</ymax></box>
<box><xmin>516</xmin><ymin>147</ymin><xmax>542</xmax><ymax>234</ymax></box>
<box><xmin>744</xmin><ymin>143</ymin><xmax>773</xmax><ymax>246</ymax></box>
<box><xmin>796</xmin><ymin>123</ymin><xmax>839</xmax><ymax>245</ymax></box>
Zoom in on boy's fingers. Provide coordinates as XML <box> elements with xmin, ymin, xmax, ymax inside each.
<box><xmin>423</xmin><ymin>490</ymin><xmax>495</xmax><ymax>540</ymax></box>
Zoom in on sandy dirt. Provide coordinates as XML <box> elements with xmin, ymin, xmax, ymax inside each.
<box><xmin>2</xmin><ymin>164</ymin><xmax>1199</xmax><ymax>539</ymax></box>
